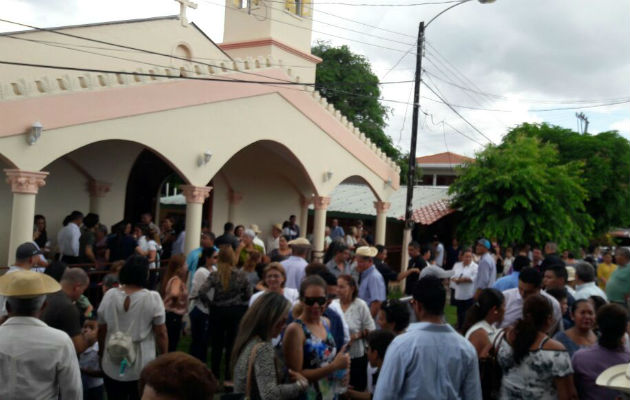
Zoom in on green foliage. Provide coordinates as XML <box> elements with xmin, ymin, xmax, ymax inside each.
<box><xmin>449</xmin><ymin>135</ymin><xmax>594</xmax><ymax>249</ymax></box>
<box><xmin>312</xmin><ymin>41</ymin><xmax>409</xmax><ymax>182</ymax></box>
<box><xmin>503</xmin><ymin>123</ymin><xmax>630</xmax><ymax>234</ymax></box>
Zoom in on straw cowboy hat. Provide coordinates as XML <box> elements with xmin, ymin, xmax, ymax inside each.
<box><xmin>0</xmin><ymin>270</ymin><xmax>60</xmax><ymax>298</ymax></box>
<box><xmin>249</xmin><ymin>224</ymin><xmax>262</xmax><ymax>235</ymax></box>
<box><xmin>355</xmin><ymin>246</ymin><xmax>378</xmax><ymax>258</ymax></box>
<box><xmin>288</xmin><ymin>238</ymin><xmax>310</xmax><ymax>246</ymax></box>
<box><xmin>596</xmin><ymin>363</ymin><xmax>630</xmax><ymax>394</ymax></box>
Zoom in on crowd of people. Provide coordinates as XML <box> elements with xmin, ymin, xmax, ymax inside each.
<box><xmin>0</xmin><ymin>210</ymin><xmax>629</xmax><ymax>400</ymax></box>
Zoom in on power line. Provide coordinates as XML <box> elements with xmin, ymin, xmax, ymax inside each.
<box><xmin>267</xmin><ymin>0</ymin><xmax>461</xmax><ymax>7</ymax></box>
<box><xmin>0</xmin><ymin>17</ymin><xmax>300</xmax><ymax>86</ymax></box>
<box><xmin>200</xmin><ymin>1</ymin><xmax>414</xmax><ymax>52</ymax></box>
<box><xmin>422</xmin><ymin>79</ymin><xmax>495</xmax><ymax>144</ymax></box>
<box><xmin>423</xmin><ymin>69</ymin><xmax>630</xmax><ymax>105</ymax></box>
<box><xmin>310</xmin><ymin>6</ymin><xmax>415</xmax><ymax>39</ymax></box>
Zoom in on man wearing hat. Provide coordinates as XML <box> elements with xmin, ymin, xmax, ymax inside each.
<box><xmin>355</xmin><ymin>246</ymin><xmax>386</xmax><ymax>318</ymax></box>
<box><xmin>0</xmin><ymin>242</ymin><xmax>45</xmax><ymax>320</ymax></box>
<box><xmin>281</xmin><ymin>238</ymin><xmax>310</xmax><ymax>289</ymax></box>
<box><xmin>266</xmin><ymin>223</ymin><xmax>283</xmax><ymax>254</ymax></box>
<box><xmin>473</xmin><ymin>238</ymin><xmax>496</xmax><ymax>299</ymax></box>
<box><xmin>249</xmin><ymin>224</ymin><xmax>266</xmax><ymax>255</ymax></box>
<box><xmin>0</xmin><ymin>270</ymin><xmax>82</xmax><ymax>399</ymax></box>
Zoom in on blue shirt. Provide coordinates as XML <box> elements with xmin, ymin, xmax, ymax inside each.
<box><xmin>493</xmin><ymin>271</ymin><xmax>519</xmax><ymax>292</ymax></box>
<box><xmin>358</xmin><ymin>266</ymin><xmax>386</xmax><ymax>306</ymax></box>
<box><xmin>374</xmin><ymin>322</ymin><xmax>481</xmax><ymax>400</ymax></box>
<box><xmin>330</xmin><ymin>226</ymin><xmax>345</xmax><ymax>240</ymax></box>
<box><xmin>474</xmin><ymin>253</ymin><xmax>496</xmax><ymax>291</ymax></box>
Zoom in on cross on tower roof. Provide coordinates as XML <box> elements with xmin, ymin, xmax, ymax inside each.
<box><xmin>175</xmin><ymin>0</ymin><xmax>198</xmax><ymax>27</ymax></box>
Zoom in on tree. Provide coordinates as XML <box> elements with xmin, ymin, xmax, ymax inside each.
<box><xmin>503</xmin><ymin>123</ymin><xmax>630</xmax><ymax>235</ymax></box>
<box><xmin>448</xmin><ymin>135</ymin><xmax>593</xmax><ymax>249</ymax></box>
<box><xmin>311</xmin><ymin>42</ymin><xmax>409</xmax><ymax>182</ymax></box>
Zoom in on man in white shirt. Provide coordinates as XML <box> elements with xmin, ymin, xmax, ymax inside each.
<box><xmin>573</xmin><ymin>261</ymin><xmax>608</xmax><ymax>301</ymax></box>
<box><xmin>249</xmin><ymin>224</ymin><xmax>266</xmax><ymax>255</ymax></box>
<box><xmin>266</xmin><ymin>223</ymin><xmax>283</xmax><ymax>254</ymax></box>
<box><xmin>0</xmin><ymin>270</ymin><xmax>82</xmax><ymax>400</ymax></box>
<box><xmin>432</xmin><ymin>235</ymin><xmax>445</xmax><ymax>267</ymax></box>
<box><xmin>500</xmin><ymin>267</ymin><xmax>563</xmax><ymax>333</ymax></box>
<box><xmin>281</xmin><ymin>238</ymin><xmax>310</xmax><ymax>289</ymax></box>
<box><xmin>57</xmin><ymin>210</ymin><xmax>83</xmax><ymax>264</ymax></box>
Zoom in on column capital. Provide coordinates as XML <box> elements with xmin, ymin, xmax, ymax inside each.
<box><xmin>228</xmin><ymin>189</ymin><xmax>243</xmax><ymax>205</ymax></box>
<box><xmin>300</xmin><ymin>195</ymin><xmax>313</xmax><ymax>208</ymax></box>
<box><xmin>88</xmin><ymin>180</ymin><xmax>111</xmax><ymax>198</ymax></box>
<box><xmin>181</xmin><ymin>185</ymin><xmax>212</xmax><ymax>204</ymax></box>
<box><xmin>374</xmin><ymin>201</ymin><xmax>391</xmax><ymax>213</ymax></box>
<box><xmin>313</xmin><ymin>196</ymin><xmax>331</xmax><ymax>210</ymax></box>
<box><xmin>5</xmin><ymin>169</ymin><xmax>48</xmax><ymax>194</ymax></box>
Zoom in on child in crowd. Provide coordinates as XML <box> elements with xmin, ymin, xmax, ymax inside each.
<box><xmin>347</xmin><ymin>330</ymin><xmax>395</xmax><ymax>399</ymax></box>
<box><xmin>79</xmin><ymin>320</ymin><xmax>104</xmax><ymax>400</ymax></box>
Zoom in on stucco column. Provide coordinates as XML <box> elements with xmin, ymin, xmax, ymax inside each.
<box><xmin>374</xmin><ymin>201</ymin><xmax>391</xmax><ymax>246</ymax></box>
<box><xmin>88</xmin><ymin>180</ymin><xmax>111</xmax><ymax>217</ymax></box>
<box><xmin>299</xmin><ymin>196</ymin><xmax>311</xmax><ymax>238</ymax></box>
<box><xmin>181</xmin><ymin>185</ymin><xmax>212</xmax><ymax>256</ymax></box>
<box><xmin>5</xmin><ymin>169</ymin><xmax>48</xmax><ymax>265</ymax></box>
<box><xmin>227</xmin><ymin>189</ymin><xmax>243</xmax><ymax>223</ymax></box>
<box><xmin>311</xmin><ymin>196</ymin><xmax>330</xmax><ymax>262</ymax></box>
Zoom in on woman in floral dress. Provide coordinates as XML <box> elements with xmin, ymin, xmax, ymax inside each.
<box><xmin>283</xmin><ymin>276</ymin><xmax>350</xmax><ymax>400</ymax></box>
<box><xmin>497</xmin><ymin>294</ymin><xmax>578</xmax><ymax>400</ymax></box>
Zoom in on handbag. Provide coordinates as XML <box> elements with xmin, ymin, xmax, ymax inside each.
<box><xmin>221</xmin><ymin>342</ymin><xmax>264</xmax><ymax>400</ymax></box>
<box><xmin>478</xmin><ymin>329</ymin><xmax>505</xmax><ymax>400</ymax></box>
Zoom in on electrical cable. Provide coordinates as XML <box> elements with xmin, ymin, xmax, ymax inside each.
<box><xmin>422</xmin><ymin>79</ymin><xmax>495</xmax><ymax>144</ymax></box>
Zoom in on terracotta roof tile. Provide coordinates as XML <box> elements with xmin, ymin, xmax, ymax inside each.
<box><xmin>416</xmin><ymin>152</ymin><xmax>473</xmax><ymax>165</ymax></box>
<box><xmin>398</xmin><ymin>198</ymin><xmax>455</xmax><ymax>225</ymax></box>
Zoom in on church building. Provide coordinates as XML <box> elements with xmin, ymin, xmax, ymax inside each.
<box><xmin>0</xmin><ymin>0</ymin><xmax>400</xmax><ymax>264</ymax></box>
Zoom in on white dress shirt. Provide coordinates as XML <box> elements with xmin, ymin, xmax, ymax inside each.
<box><xmin>0</xmin><ymin>316</ymin><xmax>82</xmax><ymax>400</ymax></box>
<box><xmin>281</xmin><ymin>256</ymin><xmax>308</xmax><ymax>289</ymax></box>
<box><xmin>57</xmin><ymin>222</ymin><xmax>81</xmax><ymax>257</ymax></box>
<box><xmin>574</xmin><ymin>282</ymin><xmax>608</xmax><ymax>302</ymax></box>
<box><xmin>499</xmin><ymin>288</ymin><xmax>563</xmax><ymax>331</ymax></box>
<box><xmin>452</xmin><ymin>261</ymin><xmax>479</xmax><ymax>300</ymax></box>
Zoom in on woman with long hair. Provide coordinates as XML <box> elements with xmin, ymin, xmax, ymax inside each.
<box><xmin>497</xmin><ymin>295</ymin><xmax>577</xmax><ymax>400</ymax></box>
<box><xmin>232</xmin><ymin>292</ymin><xmax>308</xmax><ymax>399</ymax></box>
<box><xmin>248</xmin><ymin>263</ymin><xmax>299</xmax><ymax>307</ymax></box>
<box><xmin>188</xmin><ymin>247</ymin><xmax>218</xmax><ymax>362</ymax></box>
<box><xmin>283</xmin><ymin>276</ymin><xmax>351</xmax><ymax>399</ymax></box>
<box><xmin>198</xmin><ymin>246</ymin><xmax>252</xmax><ymax>385</ymax></box>
<box><xmin>552</xmin><ymin>299</ymin><xmax>597</xmax><ymax>357</ymax></box>
<box><xmin>331</xmin><ymin>274</ymin><xmax>375</xmax><ymax>391</ymax></box>
<box><xmin>161</xmin><ymin>254</ymin><xmax>188</xmax><ymax>352</ymax></box>
<box><xmin>462</xmin><ymin>288</ymin><xmax>505</xmax><ymax>357</ymax></box>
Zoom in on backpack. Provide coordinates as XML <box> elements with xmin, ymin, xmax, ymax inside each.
<box><xmin>106</xmin><ymin>292</ymin><xmax>147</xmax><ymax>367</ymax></box>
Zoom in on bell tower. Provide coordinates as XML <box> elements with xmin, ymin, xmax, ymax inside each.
<box><xmin>221</xmin><ymin>0</ymin><xmax>320</xmax><ymax>83</ymax></box>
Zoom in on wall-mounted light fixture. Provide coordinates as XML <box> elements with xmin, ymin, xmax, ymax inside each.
<box><xmin>197</xmin><ymin>150</ymin><xmax>212</xmax><ymax>167</ymax></box>
<box><xmin>27</xmin><ymin>122</ymin><xmax>42</xmax><ymax>145</ymax></box>
<box><xmin>323</xmin><ymin>170</ymin><xmax>333</xmax><ymax>182</ymax></box>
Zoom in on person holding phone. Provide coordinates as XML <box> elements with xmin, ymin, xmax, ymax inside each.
<box><xmin>283</xmin><ymin>275</ymin><xmax>351</xmax><ymax>400</ymax></box>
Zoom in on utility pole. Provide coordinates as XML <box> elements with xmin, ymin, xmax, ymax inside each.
<box><xmin>576</xmin><ymin>112</ymin><xmax>589</xmax><ymax>134</ymax></box>
<box><xmin>401</xmin><ymin>21</ymin><xmax>425</xmax><ymax>283</ymax></box>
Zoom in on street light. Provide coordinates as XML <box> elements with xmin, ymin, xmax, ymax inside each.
<box><xmin>402</xmin><ymin>0</ymin><xmax>495</xmax><ymax>274</ymax></box>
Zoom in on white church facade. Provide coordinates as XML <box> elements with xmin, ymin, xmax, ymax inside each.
<box><xmin>0</xmin><ymin>1</ymin><xmax>400</xmax><ymax>264</ymax></box>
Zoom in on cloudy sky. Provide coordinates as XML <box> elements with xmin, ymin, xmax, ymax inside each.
<box><xmin>1</xmin><ymin>0</ymin><xmax>628</xmax><ymax>157</ymax></box>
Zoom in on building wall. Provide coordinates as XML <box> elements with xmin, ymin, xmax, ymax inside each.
<box><xmin>0</xmin><ymin>18</ymin><xmax>231</xmax><ymax>83</ymax></box>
